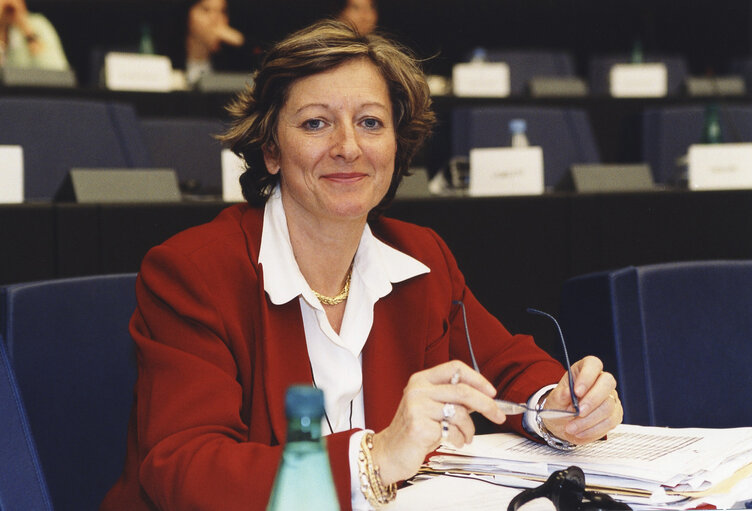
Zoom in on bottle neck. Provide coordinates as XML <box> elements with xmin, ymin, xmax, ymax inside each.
<box><xmin>286</xmin><ymin>415</ymin><xmax>323</xmax><ymax>443</ymax></box>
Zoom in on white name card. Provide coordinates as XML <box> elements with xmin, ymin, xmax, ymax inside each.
<box><xmin>687</xmin><ymin>143</ymin><xmax>752</xmax><ymax>190</ymax></box>
<box><xmin>104</xmin><ymin>52</ymin><xmax>173</xmax><ymax>92</ymax></box>
<box><xmin>468</xmin><ymin>146</ymin><xmax>544</xmax><ymax>196</ymax></box>
<box><xmin>0</xmin><ymin>145</ymin><xmax>23</xmax><ymax>203</ymax></box>
<box><xmin>452</xmin><ymin>62</ymin><xmax>510</xmax><ymax>97</ymax></box>
<box><xmin>609</xmin><ymin>63</ymin><xmax>668</xmax><ymax>97</ymax></box>
<box><xmin>221</xmin><ymin>149</ymin><xmax>246</xmax><ymax>202</ymax></box>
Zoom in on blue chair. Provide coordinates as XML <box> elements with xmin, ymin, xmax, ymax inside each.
<box><xmin>588</xmin><ymin>54</ymin><xmax>688</xmax><ymax>96</ymax></box>
<box><xmin>0</xmin><ymin>332</ymin><xmax>53</xmax><ymax>511</ymax></box>
<box><xmin>0</xmin><ymin>97</ymin><xmax>151</xmax><ymax>201</ymax></box>
<box><xmin>472</xmin><ymin>49</ymin><xmax>578</xmax><ymax>96</ymax></box>
<box><xmin>559</xmin><ymin>260</ymin><xmax>752</xmax><ymax>428</ymax></box>
<box><xmin>451</xmin><ymin>106</ymin><xmax>600</xmax><ymax>189</ymax></box>
<box><xmin>642</xmin><ymin>105</ymin><xmax>752</xmax><ymax>184</ymax></box>
<box><xmin>0</xmin><ymin>274</ymin><xmax>138</xmax><ymax>511</ymax></box>
<box><xmin>140</xmin><ymin>117</ymin><xmax>227</xmax><ymax>195</ymax></box>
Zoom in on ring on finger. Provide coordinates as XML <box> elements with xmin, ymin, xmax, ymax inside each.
<box><xmin>442</xmin><ymin>402</ymin><xmax>456</xmax><ymax>419</ymax></box>
<box><xmin>440</xmin><ymin>419</ymin><xmax>449</xmax><ymax>440</ymax></box>
<box><xmin>450</xmin><ymin>371</ymin><xmax>460</xmax><ymax>385</ymax></box>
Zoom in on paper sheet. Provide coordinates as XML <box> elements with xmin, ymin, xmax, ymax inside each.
<box><xmin>382</xmin><ymin>474</ymin><xmax>554</xmax><ymax>511</ymax></box>
<box><xmin>428</xmin><ymin>424</ymin><xmax>752</xmax><ymax>509</ymax></box>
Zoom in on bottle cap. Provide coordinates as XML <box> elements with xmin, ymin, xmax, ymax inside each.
<box><xmin>509</xmin><ymin>119</ymin><xmax>527</xmax><ymax>134</ymax></box>
<box><xmin>470</xmin><ymin>47</ymin><xmax>488</xmax><ymax>63</ymax></box>
<box><xmin>285</xmin><ymin>385</ymin><xmax>325</xmax><ymax>419</ymax></box>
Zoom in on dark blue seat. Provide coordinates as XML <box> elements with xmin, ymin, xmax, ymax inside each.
<box><xmin>451</xmin><ymin>106</ymin><xmax>600</xmax><ymax>188</ymax></box>
<box><xmin>0</xmin><ymin>274</ymin><xmax>138</xmax><ymax>511</ymax></box>
<box><xmin>140</xmin><ymin>117</ymin><xmax>227</xmax><ymax>195</ymax></box>
<box><xmin>559</xmin><ymin>260</ymin><xmax>752</xmax><ymax>428</ymax></box>
<box><xmin>0</xmin><ymin>331</ymin><xmax>53</xmax><ymax>511</ymax></box>
<box><xmin>0</xmin><ymin>97</ymin><xmax>151</xmax><ymax>201</ymax></box>
<box><xmin>642</xmin><ymin>105</ymin><xmax>752</xmax><ymax>184</ymax></box>
<box><xmin>588</xmin><ymin>54</ymin><xmax>688</xmax><ymax>96</ymax></box>
<box><xmin>475</xmin><ymin>49</ymin><xmax>577</xmax><ymax>95</ymax></box>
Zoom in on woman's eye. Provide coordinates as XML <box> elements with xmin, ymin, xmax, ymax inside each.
<box><xmin>302</xmin><ymin>119</ymin><xmax>325</xmax><ymax>130</ymax></box>
<box><xmin>361</xmin><ymin>118</ymin><xmax>383</xmax><ymax>130</ymax></box>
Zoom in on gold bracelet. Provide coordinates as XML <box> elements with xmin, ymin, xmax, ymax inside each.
<box><xmin>357</xmin><ymin>431</ymin><xmax>397</xmax><ymax>507</ymax></box>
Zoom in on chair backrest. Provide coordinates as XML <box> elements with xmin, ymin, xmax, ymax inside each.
<box><xmin>642</xmin><ymin>105</ymin><xmax>752</xmax><ymax>184</ymax></box>
<box><xmin>559</xmin><ymin>260</ymin><xmax>752</xmax><ymax>428</ymax></box>
<box><xmin>140</xmin><ymin>117</ymin><xmax>226</xmax><ymax>195</ymax></box>
<box><xmin>588</xmin><ymin>54</ymin><xmax>688</xmax><ymax>96</ymax></box>
<box><xmin>0</xmin><ymin>97</ymin><xmax>151</xmax><ymax>201</ymax></box>
<box><xmin>0</xmin><ymin>334</ymin><xmax>53</xmax><ymax>511</ymax></box>
<box><xmin>451</xmin><ymin>106</ymin><xmax>600</xmax><ymax>188</ymax></box>
<box><xmin>0</xmin><ymin>274</ymin><xmax>138</xmax><ymax>511</ymax></box>
<box><xmin>475</xmin><ymin>49</ymin><xmax>577</xmax><ymax>95</ymax></box>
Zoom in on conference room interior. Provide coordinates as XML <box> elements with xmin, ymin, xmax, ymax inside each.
<box><xmin>5</xmin><ymin>0</ymin><xmax>752</xmax><ymax>509</ymax></box>
<box><xmin>4</xmin><ymin>0</ymin><xmax>752</xmax><ymax>351</ymax></box>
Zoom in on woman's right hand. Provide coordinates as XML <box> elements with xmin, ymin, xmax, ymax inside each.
<box><xmin>214</xmin><ymin>24</ymin><xmax>244</xmax><ymax>47</ymax></box>
<box><xmin>370</xmin><ymin>360</ymin><xmax>507</xmax><ymax>485</ymax></box>
<box><xmin>0</xmin><ymin>0</ymin><xmax>27</xmax><ymax>28</ymax></box>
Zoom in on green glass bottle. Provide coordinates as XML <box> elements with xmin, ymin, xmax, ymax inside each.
<box><xmin>267</xmin><ymin>386</ymin><xmax>340</xmax><ymax>511</ymax></box>
<box><xmin>631</xmin><ymin>39</ymin><xmax>644</xmax><ymax>64</ymax></box>
<box><xmin>702</xmin><ymin>104</ymin><xmax>723</xmax><ymax>144</ymax></box>
<box><xmin>139</xmin><ymin>23</ymin><xmax>155</xmax><ymax>55</ymax></box>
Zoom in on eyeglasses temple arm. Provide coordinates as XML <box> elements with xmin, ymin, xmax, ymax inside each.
<box><xmin>526</xmin><ymin>308</ymin><xmax>580</xmax><ymax>411</ymax></box>
<box><xmin>452</xmin><ymin>300</ymin><xmax>480</xmax><ymax>373</ymax></box>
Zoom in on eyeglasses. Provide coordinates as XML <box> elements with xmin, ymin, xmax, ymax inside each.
<box><xmin>509</xmin><ymin>465</ymin><xmax>632</xmax><ymax>511</ymax></box>
<box><xmin>453</xmin><ymin>301</ymin><xmax>579</xmax><ymax>419</ymax></box>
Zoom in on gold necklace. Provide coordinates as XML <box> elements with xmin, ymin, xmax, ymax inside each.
<box><xmin>312</xmin><ymin>266</ymin><xmax>352</xmax><ymax>306</ymax></box>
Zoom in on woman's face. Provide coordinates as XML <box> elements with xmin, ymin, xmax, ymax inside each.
<box><xmin>340</xmin><ymin>0</ymin><xmax>378</xmax><ymax>35</ymax></box>
<box><xmin>187</xmin><ymin>0</ymin><xmax>229</xmax><ymax>52</ymax></box>
<box><xmin>264</xmin><ymin>58</ymin><xmax>396</xmax><ymax>225</ymax></box>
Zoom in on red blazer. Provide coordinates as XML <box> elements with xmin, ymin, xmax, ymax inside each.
<box><xmin>101</xmin><ymin>204</ymin><xmax>564</xmax><ymax>511</ymax></box>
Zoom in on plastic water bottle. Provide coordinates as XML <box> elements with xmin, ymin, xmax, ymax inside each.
<box><xmin>509</xmin><ymin>119</ymin><xmax>529</xmax><ymax>147</ymax></box>
<box><xmin>702</xmin><ymin>104</ymin><xmax>723</xmax><ymax>144</ymax></box>
<box><xmin>469</xmin><ymin>47</ymin><xmax>488</xmax><ymax>63</ymax></box>
<box><xmin>267</xmin><ymin>386</ymin><xmax>340</xmax><ymax>511</ymax></box>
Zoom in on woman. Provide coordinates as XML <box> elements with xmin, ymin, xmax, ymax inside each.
<box><xmin>172</xmin><ymin>0</ymin><xmax>248</xmax><ymax>85</ymax></box>
<box><xmin>336</xmin><ymin>0</ymin><xmax>378</xmax><ymax>35</ymax></box>
<box><xmin>102</xmin><ymin>20</ymin><xmax>622</xmax><ymax>511</ymax></box>
<box><xmin>0</xmin><ymin>0</ymin><xmax>69</xmax><ymax>70</ymax></box>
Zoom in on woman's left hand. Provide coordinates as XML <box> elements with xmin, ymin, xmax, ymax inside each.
<box><xmin>541</xmin><ymin>355</ymin><xmax>623</xmax><ymax>445</ymax></box>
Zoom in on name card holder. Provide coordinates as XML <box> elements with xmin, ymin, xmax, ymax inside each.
<box><xmin>104</xmin><ymin>52</ymin><xmax>173</xmax><ymax>92</ymax></box>
<box><xmin>468</xmin><ymin>146</ymin><xmax>544</xmax><ymax>196</ymax></box>
<box><xmin>0</xmin><ymin>66</ymin><xmax>77</xmax><ymax>88</ymax></box>
<box><xmin>687</xmin><ymin>143</ymin><xmax>752</xmax><ymax>191</ymax></box>
<box><xmin>609</xmin><ymin>63</ymin><xmax>668</xmax><ymax>97</ymax></box>
<box><xmin>56</xmin><ymin>169</ymin><xmax>181</xmax><ymax>203</ymax></box>
<box><xmin>221</xmin><ymin>149</ymin><xmax>245</xmax><ymax>202</ymax></box>
<box><xmin>452</xmin><ymin>62</ymin><xmax>510</xmax><ymax>97</ymax></box>
<box><xmin>0</xmin><ymin>145</ymin><xmax>23</xmax><ymax>203</ymax></box>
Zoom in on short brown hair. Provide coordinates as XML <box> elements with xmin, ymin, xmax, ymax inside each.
<box><xmin>219</xmin><ymin>19</ymin><xmax>435</xmax><ymax>216</ymax></box>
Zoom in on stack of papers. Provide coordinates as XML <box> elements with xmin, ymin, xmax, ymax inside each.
<box><xmin>426</xmin><ymin>424</ymin><xmax>752</xmax><ymax>510</ymax></box>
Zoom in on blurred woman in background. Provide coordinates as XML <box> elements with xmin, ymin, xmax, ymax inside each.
<box><xmin>173</xmin><ymin>0</ymin><xmax>249</xmax><ymax>85</ymax></box>
<box><xmin>336</xmin><ymin>0</ymin><xmax>378</xmax><ymax>35</ymax></box>
<box><xmin>0</xmin><ymin>0</ymin><xmax>69</xmax><ymax>70</ymax></box>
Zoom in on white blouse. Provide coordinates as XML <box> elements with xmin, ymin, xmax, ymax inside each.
<box><xmin>258</xmin><ymin>186</ymin><xmax>429</xmax><ymax>509</ymax></box>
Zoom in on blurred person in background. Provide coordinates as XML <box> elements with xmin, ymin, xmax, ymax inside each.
<box><xmin>172</xmin><ymin>0</ymin><xmax>253</xmax><ymax>85</ymax></box>
<box><xmin>337</xmin><ymin>0</ymin><xmax>378</xmax><ymax>35</ymax></box>
<box><xmin>0</xmin><ymin>0</ymin><xmax>69</xmax><ymax>70</ymax></box>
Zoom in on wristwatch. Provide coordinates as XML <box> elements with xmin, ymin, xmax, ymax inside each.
<box><xmin>536</xmin><ymin>397</ymin><xmax>577</xmax><ymax>451</ymax></box>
